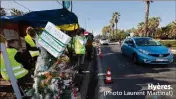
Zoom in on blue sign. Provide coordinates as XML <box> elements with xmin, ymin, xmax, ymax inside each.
<box><xmin>62</xmin><ymin>1</ymin><xmax>71</xmax><ymax>9</ymax></box>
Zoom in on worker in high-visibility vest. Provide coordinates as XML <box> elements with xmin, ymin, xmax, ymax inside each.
<box><xmin>0</xmin><ymin>38</ymin><xmax>29</xmax><ymax>95</ymax></box>
<box><xmin>1</xmin><ymin>39</ymin><xmax>29</xmax><ymax>80</ymax></box>
<box><xmin>74</xmin><ymin>28</ymin><xmax>87</xmax><ymax>66</ymax></box>
<box><xmin>25</xmin><ymin>27</ymin><xmax>40</xmax><ymax>63</ymax></box>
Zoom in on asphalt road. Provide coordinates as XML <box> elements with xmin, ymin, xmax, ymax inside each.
<box><xmin>97</xmin><ymin>44</ymin><xmax>176</xmax><ymax>99</ymax></box>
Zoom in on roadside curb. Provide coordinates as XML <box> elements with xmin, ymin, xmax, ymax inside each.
<box><xmin>95</xmin><ymin>48</ymin><xmax>107</xmax><ymax>99</ymax></box>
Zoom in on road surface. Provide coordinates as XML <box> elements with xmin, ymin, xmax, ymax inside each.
<box><xmin>96</xmin><ymin>44</ymin><xmax>176</xmax><ymax>99</ymax></box>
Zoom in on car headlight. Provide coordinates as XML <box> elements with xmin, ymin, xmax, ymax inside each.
<box><xmin>139</xmin><ymin>49</ymin><xmax>150</xmax><ymax>55</ymax></box>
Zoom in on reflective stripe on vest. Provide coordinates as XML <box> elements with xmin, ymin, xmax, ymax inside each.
<box><xmin>25</xmin><ymin>34</ymin><xmax>39</xmax><ymax>57</ymax></box>
<box><xmin>25</xmin><ymin>34</ymin><xmax>36</xmax><ymax>47</ymax></box>
<box><xmin>1</xmin><ymin>65</ymin><xmax>21</xmax><ymax>72</ymax></box>
<box><xmin>1</xmin><ymin>69</ymin><xmax>27</xmax><ymax>80</ymax></box>
<box><xmin>0</xmin><ymin>48</ymin><xmax>28</xmax><ymax>80</ymax></box>
<box><xmin>29</xmin><ymin>51</ymin><xmax>40</xmax><ymax>57</ymax></box>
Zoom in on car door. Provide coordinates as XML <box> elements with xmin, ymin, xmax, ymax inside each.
<box><xmin>126</xmin><ymin>39</ymin><xmax>135</xmax><ymax>57</ymax></box>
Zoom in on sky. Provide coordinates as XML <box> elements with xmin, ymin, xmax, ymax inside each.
<box><xmin>1</xmin><ymin>0</ymin><xmax>176</xmax><ymax>36</ymax></box>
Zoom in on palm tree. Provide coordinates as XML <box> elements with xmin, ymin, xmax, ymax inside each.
<box><xmin>110</xmin><ymin>19</ymin><xmax>114</xmax><ymax>39</ymax></box>
<box><xmin>167</xmin><ymin>21</ymin><xmax>176</xmax><ymax>39</ymax></box>
<box><xmin>10</xmin><ymin>8</ymin><xmax>24</xmax><ymax>16</ymax></box>
<box><xmin>137</xmin><ymin>22</ymin><xmax>145</xmax><ymax>36</ymax></box>
<box><xmin>102</xmin><ymin>26</ymin><xmax>111</xmax><ymax>36</ymax></box>
<box><xmin>148</xmin><ymin>17</ymin><xmax>161</xmax><ymax>37</ymax></box>
<box><xmin>126</xmin><ymin>28</ymin><xmax>137</xmax><ymax>36</ymax></box>
<box><xmin>138</xmin><ymin>22</ymin><xmax>145</xmax><ymax>28</ymax></box>
<box><xmin>136</xmin><ymin>17</ymin><xmax>160</xmax><ymax>37</ymax></box>
<box><xmin>171</xmin><ymin>21</ymin><xmax>176</xmax><ymax>39</ymax></box>
<box><xmin>144</xmin><ymin>0</ymin><xmax>153</xmax><ymax>37</ymax></box>
<box><xmin>113</xmin><ymin>12</ymin><xmax>120</xmax><ymax>36</ymax></box>
<box><xmin>155</xmin><ymin>28</ymin><xmax>162</xmax><ymax>38</ymax></box>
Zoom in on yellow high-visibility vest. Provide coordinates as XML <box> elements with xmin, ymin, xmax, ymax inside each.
<box><xmin>25</xmin><ymin>34</ymin><xmax>40</xmax><ymax>57</ymax></box>
<box><xmin>25</xmin><ymin>34</ymin><xmax>36</xmax><ymax>47</ymax></box>
<box><xmin>0</xmin><ymin>48</ymin><xmax>28</xmax><ymax>80</ymax></box>
<box><xmin>74</xmin><ymin>36</ymin><xmax>86</xmax><ymax>54</ymax></box>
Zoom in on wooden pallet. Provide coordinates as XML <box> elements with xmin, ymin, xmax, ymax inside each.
<box><xmin>0</xmin><ymin>78</ymin><xmax>13</xmax><ymax>92</ymax></box>
<box><xmin>0</xmin><ymin>77</ymin><xmax>33</xmax><ymax>92</ymax></box>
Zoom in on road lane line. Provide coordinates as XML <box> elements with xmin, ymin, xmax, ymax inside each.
<box><xmin>98</xmin><ymin>73</ymin><xmax>106</xmax><ymax>76</ymax></box>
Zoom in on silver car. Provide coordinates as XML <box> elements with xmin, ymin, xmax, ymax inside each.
<box><xmin>100</xmin><ymin>39</ymin><xmax>109</xmax><ymax>45</ymax></box>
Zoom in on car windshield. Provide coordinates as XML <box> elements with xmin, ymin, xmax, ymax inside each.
<box><xmin>135</xmin><ymin>38</ymin><xmax>161</xmax><ymax>46</ymax></box>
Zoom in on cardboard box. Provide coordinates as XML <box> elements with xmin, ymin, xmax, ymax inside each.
<box><xmin>45</xmin><ymin>22</ymin><xmax>71</xmax><ymax>45</ymax></box>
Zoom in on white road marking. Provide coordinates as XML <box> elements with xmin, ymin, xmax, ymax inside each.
<box><xmin>98</xmin><ymin>73</ymin><xmax>106</xmax><ymax>76</ymax></box>
<box><xmin>82</xmin><ymin>71</ymin><xmax>90</xmax><ymax>73</ymax></box>
<box><xmin>99</xmin><ymin>86</ymin><xmax>112</xmax><ymax>93</ymax></box>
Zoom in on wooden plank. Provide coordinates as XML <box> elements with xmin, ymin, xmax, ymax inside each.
<box><xmin>0</xmin><ymin>85</ymin><xmax>13</xmax><ymax>92</ymax></box>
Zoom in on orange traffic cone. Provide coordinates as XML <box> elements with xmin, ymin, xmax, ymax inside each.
<box><xmin>105</xmin><ymin>67</ymin><xmax>112</xmax><ymax>84</ymax></box>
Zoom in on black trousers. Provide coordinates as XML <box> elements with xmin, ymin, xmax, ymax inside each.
<box><xmin>86</xmin><ymin>46</ymin><xmax>93</xmax><ymax>61</ymax></box>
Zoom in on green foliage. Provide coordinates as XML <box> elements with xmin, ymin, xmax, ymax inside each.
<box><xmin>156</xmin><ymin>21</ymin><xmax>176</xmax><ymax>39</ymax></box>
<box><xmin>102</xmin><ymin>26</ymin><xmax>111</xmax><ymax>35</ymax></box>
<box><xmin>102</xmin><ymin>8</ymin><xmax>175</xmax><ymax>40</ymax></box>
<box><xmin>159</xmin><ymin>40</ymin><xmax>176</xmax><ymax>49</ymax></box>
<box><xmin>108</xmin><ymin>29</ymin><xmax>128</xmax><ymax>40</ymax></box>
<box><xmin>113</xmin><ymin>12</ymin><xmax>120</xmax><ymax>24</ymax></box>
<box><xmin>10</xmin><ymin>8</ymin><xmax>24</xmax><ymax>16</ymax></box>
<box><xmin>131</xmin><ymin>17</ymin><xmax>161</xmax><ymax>37</ymax></box>
<box><xmin>116</xmin><ymin>32</ymin><xmax>128</xmax><ymax>40</ymax></box>
<box><xmin>160</xmin><ymin>40</ymin><xmax>176</xmax><ymax>46</ymax></box>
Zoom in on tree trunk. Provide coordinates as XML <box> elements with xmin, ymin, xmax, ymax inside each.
<box><xmin>112</xmin><ymin>26</ymin><xmax>114</xmax><ymax>39</ymax></box>
<box><xmin>144</xmin><ymin>1</ymin><xmax>150</xmax><ymax>37</ymax></box>
<box><xmin>116</xmin><ymin>22</ymin><xmax>117</xmax><ymax>40</ymax></box>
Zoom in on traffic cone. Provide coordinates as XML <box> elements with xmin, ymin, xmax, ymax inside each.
<box><xmin>105</xmin><ymin>67</ymin><xmax>112</xmax><ymax>84</ymax></box>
